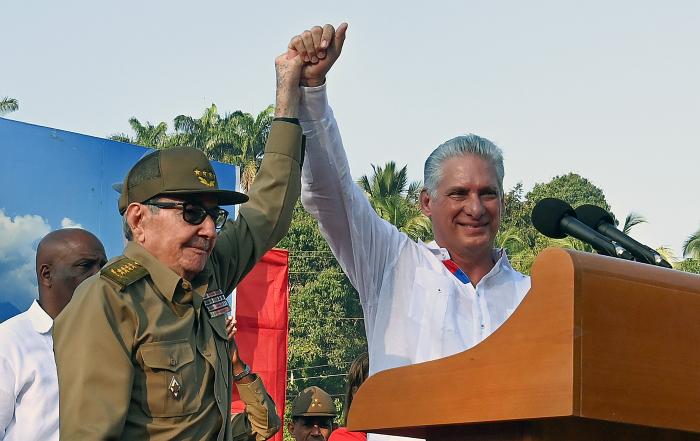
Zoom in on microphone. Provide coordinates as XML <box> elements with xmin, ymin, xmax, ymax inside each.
<box><xmin>575</xmin><ymin>204</ymin><xmax>672</xmax><ymax>268</ymax></box>
<box><xmin>531</xmin><ymin>198</ymin><xmax>632</xmax><ymax>259</ymax></box>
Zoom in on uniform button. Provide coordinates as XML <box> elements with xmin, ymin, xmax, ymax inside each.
<box><xmin>170</xmin><ymin>357</ymin><xmax>177</xmax><ymax>366</ymax></box>
<box><xmin>181</xmin><ymin>280</ymin><xmax>192</xmax><ymax>290</ymax></box>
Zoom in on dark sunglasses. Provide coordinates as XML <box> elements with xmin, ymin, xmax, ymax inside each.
<box><xmin>146</xmin><ymin>201</ymin><xmax>229</xmax><ymax>229</ymax></box>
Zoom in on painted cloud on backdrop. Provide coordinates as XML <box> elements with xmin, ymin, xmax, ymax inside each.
<box><xmin>0</xmin><ymin>209</ymin><xmax>84</xmax><ymax>312</ymax></box>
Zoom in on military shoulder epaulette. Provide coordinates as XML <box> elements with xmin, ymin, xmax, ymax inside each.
<box><xmin>100</xmin><ymin>257</ymin><xmax>149</xmax><ymax>290</ymax></box>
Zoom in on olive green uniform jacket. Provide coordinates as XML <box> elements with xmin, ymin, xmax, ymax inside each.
<box><xmin>53</xmin><ymin>121</ymin><xmax>303</xmax><ymax>440</ymax></box>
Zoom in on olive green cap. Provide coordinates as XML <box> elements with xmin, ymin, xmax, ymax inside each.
<box><xmin>117</xmin><ymin>147</ymin><xmax>248</xmax><ymax>214</ymax></box>
<box><xmin>291</xmin><ymin>386</ymin><xmax>336</xmax><ymax>417</ymax></box>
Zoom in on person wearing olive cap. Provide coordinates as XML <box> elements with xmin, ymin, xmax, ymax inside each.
<box><xmin>52</xmin><ymin>50</ymin><xmax>306</xmax><ymax>440</ymax></box>
<box><xmin>288</xmin><ymin>386</ymin><xmax>336</xmax><ymax>441</ymax></box>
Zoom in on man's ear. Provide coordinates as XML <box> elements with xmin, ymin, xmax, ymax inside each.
<box><xmin>287</xmin><ymin>421</ymin><xmax>295</xmax><ymax>436</ymax></box>
<box><xmin>38</xmin><ymin>263</ymin><xmax>52</xmax><ymax>288</ymax></box>
<box><xmin>419</xmin><ymin>189</ymin><xmax>432</xmax><ymax>217</ymax></box>
<box><xmin>125</xmin><ymin>203</ymin><xmax>149</xmax><ymax>243</ymax></box>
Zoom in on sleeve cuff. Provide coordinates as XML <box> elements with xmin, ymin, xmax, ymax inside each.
<box><xmin>235</xmin><ymin>375</ymin><xmax>266</xmax><ymax>404</ymax></box>
<box><xmin>299</xmin><ymin>83</ymin><xmax>330</xmax><ymax>122</ymax></box>
<box><xmin>273</xmin><ymin>117</ymin><xmax>299</xmax><ymax>126</ymax></box>
<box><xmin>265</xmin><ymin>120</ymin><xmax>304</xmax><ymax>163</ymax></box>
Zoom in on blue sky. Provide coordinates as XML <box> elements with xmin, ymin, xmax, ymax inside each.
<box><xmin>2</xmin><ymin>0</ymin><xmax>699</xmax><ymax>260</ymax></box>
<box><xmin>0</xmin><ymin>118</ymin><xmax>238</xmax><ymax>315</ymax></box>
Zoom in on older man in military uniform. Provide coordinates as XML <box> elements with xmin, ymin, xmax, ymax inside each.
<box><xmin>288</xmin><ymin>386</ymin><xmax>337</xmax><ymax>441</ymax></box>
<box><xmin>53</xmin><ymin>52</ymin><xmax>306</xmax><ymax>440</ymax></box>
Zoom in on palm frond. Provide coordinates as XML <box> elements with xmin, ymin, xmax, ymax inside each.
<box><xmin>622</xmin><ymin>211</ymin><xmax>646</xmax><ymax>235</ymax></box>
<box><xmin>682</xmin><ymin>228</ymin><xmax>700</xmax><ymax>259</ymax></box>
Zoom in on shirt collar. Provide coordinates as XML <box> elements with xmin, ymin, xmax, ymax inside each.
<box><xmin>27</xmin><ymin>300</ymin><xmax>53</xmax><ymax>334</ymax></box>
<box><xmin>123</xmin><ymin>241</ymin><xmax>182</xmax><ymax>302</ymax></box>
<box><xmin>423</xmin><ymin>240</ymin><xmax>513</xmax><ymax>272</ymax></box>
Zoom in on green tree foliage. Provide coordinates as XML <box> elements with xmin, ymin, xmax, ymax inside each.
<box><xmin>109</xmin><ymin>104</ymin><xmax>274</xmax><ymax>191</ymax></box>
<box><xmin>358</xmin><ymin>161</ymin><xmax>432</xmax><ymax>241</ymax></box>
<box><xmin>0</xmin><ymin>97</ymin><xmax>19</xmax><ymax>116</ymax></box>
<box><xmin>682</xmin><ymin>228</ymin><xmax>700</xmax><ymax>259</ymax></box>
<box><xmin>526</xmin><ymin>173</ymin><xmax>611</xmax><ymax>212</ymax></box>
<box><xmin>622</xmin><ymin>212</ymin><xmax>646</xmax><ymax>234</ymax></box>
<box><xmin>277</xmin><ymin>203</ymin><xmax>367</xmax><ymax>403</ymax></box>
<box><xmin>110</xmin><ymin>118</ymin><xmax>170</xmax><ymax>148</ymax></box>
<box><xmin>676</xmin><ymin>258</ymin><xmax>700</xmax><ymax>274</ymax></box>
<box><xmin>498</xmin><ymin>173</ymin><xmax>612</xmax><ymax>274</ymax></box>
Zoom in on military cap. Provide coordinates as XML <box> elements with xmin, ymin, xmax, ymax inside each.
<box><xmin>291</xmin><ymin>386</ymin><xmax>336</xmax><ymax>417</ymax></box>
<box><xmin>116</xmin><ymin>147</ymin><xmax>248</xmax><ymax>214</ymax></box>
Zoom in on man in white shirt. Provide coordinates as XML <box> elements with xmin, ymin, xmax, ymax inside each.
<box><xmin>287</xmin><ymin>24</ymin><xmax>531</xmax><ymax>377</ymax></box>
<box><xmin>0</xmin><ymin>228</ymin><xmax>107</xmax><ymax>441</ymax></box>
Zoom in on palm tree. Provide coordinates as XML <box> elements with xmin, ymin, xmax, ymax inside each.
<box><xmin>225</xmin><ymin>105</ymin><xmax>274</xmax><ymax>192</ymax></box>
<box><xmin>110</xmin><ymin>104</ymin><xmax>277</xmax><ymax>192</ymax></box>
<box><xmin>109</xmin><ymin>118</ymin><xmax>170</xmax><ymax>148</ymax></box>
<box><xmin>358</xmin><ymin>162</ymin><xmax>432</xmax><ymax>241</ymax></box>
<box><xmin>0</xmin><ymin>97</ymin><xmax>19</xmax><ymax>116</ymax></box>
<box><xmin>172</xmin><ymin>104</ymin><xmax>225</xmax><ymax>153</ymax></box>
<box><xmin>682</xmin><ymin>228</ymin><xmax>700</xmax><ymax>259</ymax></box>
<box><xmin>171</xmin><ymin>105</ymin><xmax>274</xmax><ymax>192</ymax></box>
<box><xmin>655</xmin><ymin>246</ymin><xmax>677</xmax><ymax>266</ymax></box>
<box><xmin>622</xmin><ymin>212</ymin><xmax>646</xmax><ymax>235</ymax></box>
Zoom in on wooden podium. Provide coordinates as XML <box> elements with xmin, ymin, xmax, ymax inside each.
<box><xmin>347</xmin><ymin>248</ymin><xmax>700</xmax><ymax>440</ymax></box>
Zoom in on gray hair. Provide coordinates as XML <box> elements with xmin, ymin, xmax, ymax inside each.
<box><xmin>423</xmin><ymin>134</ymin><xmax>505</xmax><ymax>197</ymax></box>
<box><xmin>122</xmin><ymin>203</ymin><xmax>160</xmax><ymax>241</ymax></box>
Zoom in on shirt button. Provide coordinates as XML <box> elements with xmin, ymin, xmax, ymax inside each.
<box><xmin>181</xmin><ymin>280</ymin><xmax>192</xmax><ymax>290</ymax></box>
<box><xmin>170</xmin><ymin>357</ymin><xmax>177</xmax><ymax>366</ymax></box>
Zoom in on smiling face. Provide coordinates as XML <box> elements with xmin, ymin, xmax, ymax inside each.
<box><xmin>129</xmin><ymin>195</ymin><xmax>218</xmax><ymax>281</ymax></box>
<box><xmin>420</xmin><ymin>154</ymin><xmax>503</xmax><ymax>264</ymax></box>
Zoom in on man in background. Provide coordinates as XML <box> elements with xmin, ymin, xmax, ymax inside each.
<box><xmin>0</xmin><ymin>228</ymin><xmax>107</xmax><ymax>440</ymax></box>
<box><xmin>288</xmin><ymin>386</ymin><xmax>336</xmax><ymax>441</ymax></box>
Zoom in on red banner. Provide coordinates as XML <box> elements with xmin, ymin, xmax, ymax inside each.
<box><xmin>231</xmin><ymin>248</ymin><xmax>289</xmax><ymax>441</ymax></box>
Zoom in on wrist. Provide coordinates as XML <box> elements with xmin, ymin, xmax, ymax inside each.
<box><xmin>301</xmin><ymin>78</ymin><xmax>326</xmax><ymax>88</ymax></box>
<box><xmin>232</xmin><ymin>362</ymin><xmax>252</xmax><ymax>382</ymax></box>
<box><xmin>275</xmin><ymin>89</ymin><xmax>300</xmax><ymax>118</ymax></box>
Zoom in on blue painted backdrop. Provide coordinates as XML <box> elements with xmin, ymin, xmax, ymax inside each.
<box><xmin>0</xmin><ymin>117</ymin><xmax>239</xmax><ymax>321</ymax></box>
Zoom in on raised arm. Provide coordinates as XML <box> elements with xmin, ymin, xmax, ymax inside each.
<box><xmin>290</xmin><ymin>24</ymin><xmax>408</xmax><ymax>305</ymax></box>
<box><xmin>211</xmin><ymin>52</ymin><xmax>305</xmax><ymax>293</ymax></box>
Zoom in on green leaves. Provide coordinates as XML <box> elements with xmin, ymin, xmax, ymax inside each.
<box><xmin>108</xmin><ymin>104</ymin><xmax>275</xmax><ymax>192</ymax></box>
<box><xmin>0</xmin><ymin>97</ymin><xmax>19</xmax><ymax>116</ymax></box>
<box><xmin>683</xmin><ymin>228</ymin><xmax>700</xmax><ymax>260</ymax></box>
<box><xmin>358</xmin><ymin>161</ymin><xmax>433</xmax><ymax>242</ymax></box>
<box><xmin>279</xmin><ymin>203</ymin><xmax>366</xmax><ymax>408</ymax></box>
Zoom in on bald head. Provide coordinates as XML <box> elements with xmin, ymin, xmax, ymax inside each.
<box><xmin>36</xmin><ymin>229</ymin><xmax>107</xmax><ymax>319</ymax></box>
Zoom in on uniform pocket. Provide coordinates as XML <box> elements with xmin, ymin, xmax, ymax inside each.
<box><xmin>139</xmin><ymin>340</ymin><xmax>201</xmax><ymax>417</ymax></box>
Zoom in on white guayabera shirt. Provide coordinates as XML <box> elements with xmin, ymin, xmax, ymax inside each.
<box><xmin>299</xmin><ymin>85</ymin><xmax>531</xmax><ymax>441</ymax></box>
<box><xmin>0</xmin><ymin>300</ymin><xmax>59</xmax><ymax>441</ymax></box>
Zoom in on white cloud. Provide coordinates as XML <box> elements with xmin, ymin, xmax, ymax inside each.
<box><xmin>60</xmin><ymin>217</ymin><xmax>83</xmax><ymax>229</ymax></box>
<box><xmin>0</xmin><ymin>209</ymin><xmax>51</xmax><ymax>310</ymax></box>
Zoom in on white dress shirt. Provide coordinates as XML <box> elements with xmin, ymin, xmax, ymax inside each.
<box><xmin>300</xmin><ymin>85</ymin><xmax>531</xmax><ymax>440</ymax></box>
<box><xmin>0</xmin><ymin>300</ymin><xmax>59</xmax><ymax>441</ymax></box>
